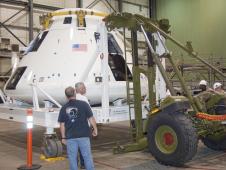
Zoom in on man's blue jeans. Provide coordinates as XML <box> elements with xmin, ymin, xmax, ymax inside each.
<box><xmin>67</xmin><ymin>137</ymin><xmax>94</xmax><ymax>170</ymax></box>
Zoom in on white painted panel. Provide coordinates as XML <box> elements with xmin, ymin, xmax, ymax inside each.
<box><xmin>0</xmin><ymin>59</ymin><xmax>10</xmax><ymax>73</ymax></box>
<box><xmin>83</xmin><ymin>0</ymin><xmax>117</xmax><ymax>13</ymax></box>
<box><xmin>64</xmin><ymin>0</ymin><xmax>77</xmax><ymax>8</ymax></box>
<box><xmin>123</xmin><ymin>3</ymin><xmax>148</xmax><ymax>17</ymax></box>
<box><xmin>1</xmin><ymin>28</ymin><xmax>27</xmax><ymax>45</ymax></box>
<box><xmin>33</xmin><ymin>0</ymin><xmax>64</xmax><ymax>8</ymax></box>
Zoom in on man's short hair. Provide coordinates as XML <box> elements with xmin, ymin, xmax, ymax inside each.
<box><xmin>65</xmin><ymin>86</ymin><xmax>75</xmax><ymax>98</ymax></box>
<box><xmin>75</xmin><ymin>82</ymin><xmax>84</xmax><ymax>90</ymax></box>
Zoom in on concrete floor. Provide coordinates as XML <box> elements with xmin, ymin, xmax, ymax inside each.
<box><xmin>0</xmin><ymin>119</ymin><xmax>226</xmax><ymax>170</ymax></box>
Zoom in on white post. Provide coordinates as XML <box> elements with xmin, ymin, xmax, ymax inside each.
<box><xmin>44</xmin><ymin>100</ymin><xmax>55</xmax><ymax>134</ymax></box>
<box><xmin>100</xmin><ymin>22</ymin><xmax>110</xmax><ymax>123</ymax></box>
<box><xmin>31</xmin><ymin>85</ymin><xmax>40</xmax><ymax>110</ymax></box>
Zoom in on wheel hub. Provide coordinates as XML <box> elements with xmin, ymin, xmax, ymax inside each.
<box><xmin>155</xmin><ymin>125</ymin><xmax>178</xmax><ymax>154</ymax></box>
<box><xmin>164</xmin><ymin>132</ymin><xmax>174</xmax><ymax>146</ymax></box>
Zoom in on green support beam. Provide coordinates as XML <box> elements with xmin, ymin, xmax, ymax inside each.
<box><xmin>131</xmin><ymin>30</ymin><xmax>143</xmax><ymax>141</ymax></box>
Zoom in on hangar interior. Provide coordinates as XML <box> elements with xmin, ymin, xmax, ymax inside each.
<box><xmin>0</xmin><ymin>0</ymin><xmax>226</xmax><ymax>170</ymax></box>
<box><xmin>1</xmin><ymin>0</ymin><xmax>226</xmax><ymax>90</ymax></box>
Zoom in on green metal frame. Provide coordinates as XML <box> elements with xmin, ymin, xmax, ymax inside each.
<box><xmin>106</xmin><ymin>12</ymin><xmax>226</xmax><ymax>153</ymax></box>
<box><xmin>131</xmin><ymin>29</ymin><xmax>143</xmax><ymax>141</ymax></box>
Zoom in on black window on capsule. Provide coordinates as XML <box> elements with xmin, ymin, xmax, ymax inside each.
<box><xmin>25</xmin><ymin>31</ymin><xmax>49</xmax><ymax>54</ymax></box>
<box><xmin>108</xmin><ymin>33</ymin><xmax>123</xmax><ymax>55</ymax></box>
<box><xmin>6</xmin><ymin>66</ymin><xmax>27</xmax><ymax>90</ymax></box>
<box><xmin>107</xmin><ymin>33</ymin><xmax>132</xmax><ymax>81</ymax></box>
<box><xmin>63</xmin><ymin>17</ymin><xmax>72</xmax><ymax>24</ymax></box>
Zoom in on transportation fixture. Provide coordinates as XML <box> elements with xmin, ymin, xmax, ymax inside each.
<box><xmin>0</xmin><ymin>9</ymin><xmax>159</xmax><ymax>158</ymax></box>
<box><xmin>1</xmin><ymin>8</ymin><xmax>225</xmax><ymax>166</ymax></box>
<box><xmin>104</xmin><ymin>13</ymin><xmax>226</xmax><ymax>166</ymax></box>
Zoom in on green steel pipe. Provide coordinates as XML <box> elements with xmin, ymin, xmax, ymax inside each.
<box><xmin>113</xmin><ymin>137</ymin><xmax>147</xmax><ymax>154</ymax></box>
<box><xmin>167</xmin><ymin>56</ymin><xmax>201</xmax><ymax>112</ymax></box>
<box><xmin>133</xmin><ymin>67</ymin><xmax>144</xmax><ymax>141</ymax></box>
<box><xmin>147</xmin><ymin>22</ymin><xmax>226</xmax><ymax>78</ymax></box>
<box><xmin>147</xmin><ymin>67</ymin><xmax>156</xmax><ymax>108</ymax></box>
<box><xmin>156</xmin><ymin>31</ymin><xmax>202</xmax><ymax>112</ymax></box>
<box><xmin>131</xmin><ymin>30</ymin><xmax>143</xmax><ymax>141</ymax></box>
<box><xmin>147</xmin><ymin>32</ymin><xmax>156</xmax><ymax>108</ymax></box>
<box><xmin>140</xmin><ymin>25</ymin><xmax>176</xmax><ymax>96</ymax></box>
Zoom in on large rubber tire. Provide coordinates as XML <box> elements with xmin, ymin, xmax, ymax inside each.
<box><xmin>147</xmin><ymin>112</ymin><xmax>198</xmax><ymax>167</ymax></box>
<box><xmin>202</xmin><ymin>135</ymin><xmax>226</xmax><ymax>151</ymax></box>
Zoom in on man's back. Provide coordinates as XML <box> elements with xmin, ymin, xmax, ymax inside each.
<box><xmin>58</xmin><ymin>99</ymin><xmax>93</xmax><ymax>139</ymax></box>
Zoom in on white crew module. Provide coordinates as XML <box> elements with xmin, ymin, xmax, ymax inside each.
<box><xmin>4</xmin><ymin>8</ymin><xmax>148</xmax><ymax>106</ymax></box>
<box><xmin>0</xmin><ymin>8</ymin><xmax>170</xmax><ymax>129</ymax></box>
<box><xmin>0</xmin><ymin>8</ymin><xmax>167</xmax><ymax>158</ymax></box>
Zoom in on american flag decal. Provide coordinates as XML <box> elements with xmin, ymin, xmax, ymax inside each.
<box><xmin>72</xmin><ymin>44</ymin><xmax>87</xmax><ymax>52</ymax></box>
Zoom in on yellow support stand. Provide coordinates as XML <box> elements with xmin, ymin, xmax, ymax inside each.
<box><xmin>40</xmin><ymin>154</ymin><xmax>65</xmax><ymax>162</ymax></box>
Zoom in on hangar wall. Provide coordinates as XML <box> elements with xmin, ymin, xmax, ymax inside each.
<box><xmin>0</xmin><ymin>0</ymin><xmax>148</xmax><ymax>46</ymax></box>
<box><xmin>157</xmin><ymin>0</ymin><xmax>226</xmax><ymax>59</ymax></box>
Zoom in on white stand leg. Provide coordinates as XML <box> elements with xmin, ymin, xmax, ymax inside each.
<box><xmin>44</xmin><ymin>100</ymin><xmax>55</xmax><ymax>135</ymax></box>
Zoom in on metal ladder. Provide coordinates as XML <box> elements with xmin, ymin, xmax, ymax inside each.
<box><xmin>123</xmin><ymin>28</ymin><xmax>136</xmax><ymax>139</ymax></box>
<box><xmin>123</xmin><ymin>27</ymin><xmax>146</xmax><ymax>140</ymax></box>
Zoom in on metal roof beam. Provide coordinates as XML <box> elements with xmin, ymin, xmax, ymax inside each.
<box><xmin>0</xmin><ymin>0</ymin><xmax>61</xmax><ymax>11</ymax></box>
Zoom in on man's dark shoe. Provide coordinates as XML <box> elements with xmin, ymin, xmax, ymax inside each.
<box><xmin>80</xmin><ymin>165</ymin><xmax>85</xmax><ymax>169</ymax></box>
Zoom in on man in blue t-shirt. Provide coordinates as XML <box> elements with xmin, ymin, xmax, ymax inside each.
<box><xmin>58</xmin><ymin>86</ymin><xmax>97</xmax><ymax>170</ymax></box>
